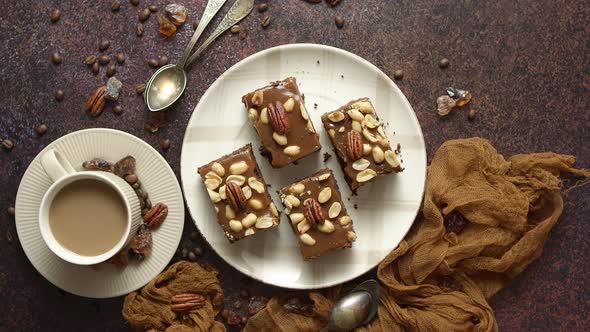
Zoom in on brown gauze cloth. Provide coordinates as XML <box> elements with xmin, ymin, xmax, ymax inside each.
<box><xmin>245</xmin><ymin>137</ymin><xmax>589</xmax><ymax>332</ymax></box>
<box><xmin>123</xmin><ymin>261</ymin><xmax>225</xmax><ymax>332</ymax></box>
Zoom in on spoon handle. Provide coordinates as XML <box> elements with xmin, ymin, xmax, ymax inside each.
<box><xmin>184</xmin><ymin>0</ymin><xmax>254</xmax><ymax>68</ymax></box>
<box><xmin>177</xmin><ymin>0</ymin><xmax>227</xmax><ymax>69</ymax></box>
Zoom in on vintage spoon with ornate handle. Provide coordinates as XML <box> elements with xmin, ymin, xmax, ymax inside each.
<box><xmin>144</xmin><ymin>0</ymin><xmax>254</xmax><ymax>112</ymax></box>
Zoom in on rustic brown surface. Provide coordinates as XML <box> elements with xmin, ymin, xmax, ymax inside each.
<box><xmin>0</xmin><ymin>0</ymin><xmax>588</xmax><ymax>331</ymax></box>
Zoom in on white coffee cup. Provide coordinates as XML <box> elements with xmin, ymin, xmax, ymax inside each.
<box><xmin>38</xmin><ymin>149</ymin><xmax>141</xmax><ymax>265</ymax></box>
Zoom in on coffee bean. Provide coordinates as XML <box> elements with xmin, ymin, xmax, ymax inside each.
<box><xmin>136</xmin><ymin>23</ymin><xmax>144</xmax><ymax>36</ymax></box>
<box><xmin>439</xmin><ymin>58</ymin><xmax>450</xmax><ymax>69</ymax></box>
<box><xmin>335</xmin><ymin>15</ymin><xmax>345</xmax><ymax>28</ymax></box>
<box><xmin>240</xmin><ymin>289</ymin><xmax>249</xmax><ymax>298</ymax></box>
<box><xmin>55</xmin><ymin>89</ymin><xmax>64</xmax><ymax>101</ymax></box>
<box><xmin>393</xmin><ymin>69</ymin><xmax>404</xmax><ymax>80</ymax></box>
<box><xmin>194</xmin><ymin>247</ymin><xmax>203</xmax><ymax>256</ymax></box>
<box><xmin>51</xmin><ymin>52</ymin><xmax>63</xmax><ymax>65</ymax></box>
<box><xmin>189</xmin><ymin>231</ymin><xmax>199</xmax><ymax>240</ymax></box>
<box><xmin>98</xmin><ymin>54</ymin><xmax>110</xmax><ymax>65</ymax></box>
<box><xmin>161</xmin><ymin>138</ymin><xmax>171</xmax><ymax>150</ymax></box>
<box><xmin>115</xmin><ymin>53</ymin><xmax>125</xmax><ymax>64</ymax></box>
<box><xmin>258</xmin><ymin>3</ymin><xmax>268</xmax><ymax>12</ymax></box>
<box><xmin>85</xmin><ymin>55</ymin><xmax>96</xmax><ymax>65</ymax></box>
<box><xmin>111</xmin><ymin>0</ymin><xmax>121</xmax><ymax>11</ymax></box>
<box><xmin>142</xmin><ymin>190</ymin><xmax>148</xmax><ymax>200</ymax></box>
<box><xmin>239</xmin><ymin>29</ymin><xmax>247</xmax><ymax>40</ymax></box>
<box><xmin>36</xmin><ymin>124</ymin><xmax>48</xmax><ymax>136</ymax></box>
<box><xmin>135</xmin><ymin>84</ymin><xmax>146</xmax><ymax>94</ymax></box>
<box><xmin>50</xmin><ymin>9</ymin><xmax>61</xmax><ymax>23</ymax></box>
<box><xmin>181</xmin><ymin>248</ymin><xmax>188</xmax><ymax>259</ymax></box>
<box><xmin>261</xmin><ymin>15</ymin><xmax>271</xmax><ymax>29</ymax></box>
<box><xmin>148</xmin><ymin>5</ymin><xmax>158</xmax><ymax>12</ymax></box>
<box><xmin>2</xmin><ymin>139</ymin><xmax>14</xmax><ymax>151</ymax></box>
<box><xmin>130</xmin><ymin>0</ymin><xmax>139</xmax><ymax>6</ymax></box>
<box><xmin>144</xmin><ymin>198</ymin><xmax>152</xmax><ymax>209</ymax></box>
<box><xmin>230</xmin><ymin>25</ymin><xmax>240</xmax><ymax>34</ymax></box>
<box><xmin>99</xmin><ymin>40</ymin><xmax>110</xmax><ymax>51</ymax></box>
<box><xmin>192</xmin><ymin>20</ymin><xmax>200</xmax><ymax>30</ymax></box>
<box><xmin>112</xmin><ymin>105</ymin><xmax>123</xmax><ymax>115</ymax></box>
<box><xmin>92</xmin><ymin>62</ymin><xmax>100</xmax><ymax>75</ymax></box>
<box><xmin>468</xmin><ymin>109</ymin><xmax>476</xmax><ymax>120</ymax></box>
<box><xmin>125</xmin><ymin>174</ymin><xmax>138</xmax><ymax>184</ymax></box>
<box><xmin>188</xmin><ymin>251</ymin><xmax>197</xmax><ymax>262</ymax></box>
<box><xmin>106</xmin><ymin>64</ymin><xmax>116</xmax><ymax>77</ymax></box>
<box><xmin>158</xmin><ymin>55</ymin><xmax>169</xmax><ymax>67</ymax></box>
<box><xmin>139</xmin><ymin>8</ymin><xmax>151</xmax><ymax>21</ymax></box>
<box><xmin>147</xmin><ymin>58</ymin><xmax>159</xmax><ymax>68</ymax></box>
<box><xmin>7</xmin><ymin>207</ymin><xmax>15</xmax><ymax>216</ymax></box>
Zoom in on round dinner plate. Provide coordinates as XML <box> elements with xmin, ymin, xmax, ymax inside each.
<box><xmin>181</xmin><ymin>44</ymin><xmax>426</xmax><ymax>289</ymax></box>
<box><xmin>15</xmin><ymin>128</ymin><xmax>184</xmax><ymax>298</ymax></box>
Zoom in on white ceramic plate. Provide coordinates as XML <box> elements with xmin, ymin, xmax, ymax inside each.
<box><xmin>181</xmin><ymin>44</ymin><xmax>426</xmax><ymax>289</ymax></box>
<box><xmin>15</xmin><ymin>128</ymin><xmax>184</xmax><ymax>298</ymax></box>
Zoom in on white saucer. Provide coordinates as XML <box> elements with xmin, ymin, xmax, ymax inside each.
<box><xmin>180</xmin><ymin>44</ymin><xmax>426</xmax><ymax>289</ymax></box>
<box><xmin>15</xmin><ymin>128</ymin><xmax>184</xmax><ymax>298</ymax></box>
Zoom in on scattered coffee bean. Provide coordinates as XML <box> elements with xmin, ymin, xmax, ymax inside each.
<box><xmin>115</xmin><ymin>53</ymin><xmax>125</xmax><ymax>64</ymax></box>
<box><xmin>439</xmin><ymin>58</ymin><xmax>450</xmax><ymax>69</ymax></box>
<box><xmin>468</xmin><ymin>109</ymin><xmax>476</xmax><ymax>120</ymax></box>
<box><xmin>135</xmin><ymin>84</ymin><xmax>146</xmax><ymax>94</ymax></box>
<box><xmin>181</xmin><ymin>248</ymin><xmax>188</xmax><ymax>259</ymax></box>
<box><xmin>188</xmin><ymin>251</ymin><xmax>197</xmax><ymax>262</ymax></box>
<box><xmin>335</xmin><ymin>15</ymin><xmax>345</xmax><ymax>28</ymax></box>
<box><xmin>50</xmin><ymin>9</ymin><xmax>61</xmax><ymax>23</ymax></box>
<box><xmin>112</xmin><ymin>105</ymin><xmax>123</xmax><ymax>115</ymax></box>
<box><xmin>142</xmin><ymin>191</ymin><xmax>149</xmax><ymax>200</ymax></box>
<box><xmin>98</xmin><ymin>54</ymin><xmax>110</xmax><ymax>65</ymax></box>
<box><xmin>239</xmin><ymin>29</ymin><xmax>247</xmax><ymax>40</ymax></box>
<box><xmin>261</xmin><ymin>15</ymin><xmax>271</xmax><ymax>28</ymax></box>
<box><xmin>194</xmin><ymin>247</ymin><xmax>203</xmax><ymax>256</ymax></box>
<box><xmin>189</xmin><ymin>231</ymin><xmax>199</xmax><ymax>240</ymax></box>
<box><xmin>393</xmin><ymin>69</ymin><xmax>404</xmax><ymax>80</ymax></box>
<box><xmin>139</xmin><ymin>8</ymin><xmax>151</xmax><ymax>21</ymax></box>
<box><xmin>136</xmin><ymin>23</ymin><xmax>144</xmax><ymax>36</ymax></box>
<box><xmin>147</xmin><ymin>58</ymin><xmax>159</xmax><ymax>68</ymax></box>
<box><xmin>55</xmin><ymin>89</ymin><xmax>64</xmax><ymax>101</ymax></box>
<box><xmin>240</xmin><ymin>289</ymin><xmax>249</xmax><ymax>298</ymax></box>
<box><xmin>130</xmin><ymin>0</ymin><xmax>139</xmax><ymax>6</ymax></box>
<box><xmin>106</xmin><ymin>64</ymin><xmax>116</xmax><ymax>77</ymax></box>
<box><xmin>230</xmin><ymin>25</ymin><xmax>240</xmax><ymax>34</ymax></box>
<box><xmin>161</xmin><ymin>138</ymin><xmax>171</xmax><ymax>150</ymax></box>
<box><xmin>51</xmin><ymin>52</ymin><xmax>63</xmax><ymax>65</ymax></box>
<box><xmin>99</xmin><ymin>40</ymin><xmax>110</xmax><ymax>51</ymax></box>
<box><xmin>111</xmin><ymin>0</ymin><xmax>121</xmax><ymax>11</ymax></box>
<box><xmin>258</xmin><ymin>3</ymin><xmax>268</xmax><ymax>12</ymax></box>
<box><xmin>36</xmin><ymin>124</ymin><xmax>48</xmax><ymax>136</ymax></box>
<box><xmin>7</xmin><ymin>206</ymin><xmax>15</xmax><ymax>216</ymax></box>
<box><xmin>2</xmin><ymin>139</ymin><xmax>14</xmax><ymax>151</ymax></box>
<box><xmin>125</xmin><ymin>174</ymin><xmax>138</xmax><ymax>184</ymax></box>
<box><xmin>192</xmin><ymin>20</ymin><xmax>200</xmax><ymax>30</ymax></box>
<box><xmin>85</xmin><ymin>55</ymin><xmax>96</xmax><ymax>65</ymax></box>
<box><xmin>92</xmin><ymin>62</ymin><xmax>100</xmax><ymax>75</ymax></box>
<box><xmin>148</xmin><ymin>5</ymin><xmax>158</xmax><ymax>12</ymax></box>
<box><xmin>158</xmin><ymin>55</ymin><xmax>169</xmax><ymax>67</ymax></box>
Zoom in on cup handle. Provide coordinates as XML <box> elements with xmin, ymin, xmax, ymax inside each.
<box><xmin>40</xmin><ymin>149</ymin><xmax>76</xmax><ymax>183</ymax></box>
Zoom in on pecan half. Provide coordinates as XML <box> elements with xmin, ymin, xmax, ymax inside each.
<box><xmin>83</xmin><ymin>86</ymin><xmax>107</xmax><ymax>117</ymax></box>
<box><xmin>267</xmin><ymin>101</ymin><xmax>291</xmax><ymax>134</ymax></box>
<box><xmin>226</xmin><ymin>182</ymin><xmax>247</xmax><ymax>211</ymax></box>
<box><xmin>170</xmin><ymin>293</ymin><xmax>206</xmax><ymax>313</ymax></box>
<box><xmin>303</xmin><ymin>198</ymin><xmax>324</xmax><ymax>227</ymax></box>
<box><xmin>346</xmin><ymin>131</ymin><xmax>363</xmax><ymax>160</ymax></box>
<box><xmin>143</xmin><ymin>202</ymin><xmax>168</xmax><ymax>229</ymax></box>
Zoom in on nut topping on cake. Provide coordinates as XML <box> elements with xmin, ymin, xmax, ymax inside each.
<box><xmin>267</xmin><ymin>101</ymin><xmax>291</xmax><ymax>134</ymax></box>
<box><xmin>346</xmin><ymin>131</ymin><xmax>363</xmax><ymax>160</ymax></box>
<box><xmin>303</xmin><ymin>198</ymin><xmax>324</xmax><ymax>227</ymax></box>
<box><xmin>226</xmin><ymin>182</ymin><xmax>247</xmax><ymax>211</ymax></box>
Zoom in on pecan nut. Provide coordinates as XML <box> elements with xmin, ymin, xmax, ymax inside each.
<box><xmin>143</xmin><ymin>202</ymin><xmax>168</xmax><ymax>229</ymax></box>
<box><xmin>83</xmin><ymin>86</ymin><xmax>107</xmax><ymax>117</ymax></box>
<box><xmin>226</xmin><ymin>182</ymin><xmax>247</xmax><ymax>211</ymax></box>
<box><xmin>346</xmin><ymin>131</ymin><xmax>363</xmax><ymax>160</ymax></box>
<box><xmin>303</xmin><ymin>198</ymin><xmax>324</xmax><ymax>227</ymax></box>
<box><xmin>170</xmin><ymin>293</ymin><xmax>206</xmax><ymax>313</ymax></box>
<box><xmin>267</xmin><ymin>101</ymin><xmax>291</xmax><ymax>135</ymax></box>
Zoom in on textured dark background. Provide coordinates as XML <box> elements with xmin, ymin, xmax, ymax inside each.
<box><xmin>1</xmin><ymin>0</ymin><xmax>589</xmax><ymax>331</ymax></box>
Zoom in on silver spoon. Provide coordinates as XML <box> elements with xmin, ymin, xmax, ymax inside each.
<box><xmin>144</xmin><ymin>0</ymin><xmax>254</xmax><ymax>112</ymax></box>
<box><xmin>321</xmin><ymin>280</ymin><xmax>380</xmax><ymax>332</ymax></box>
